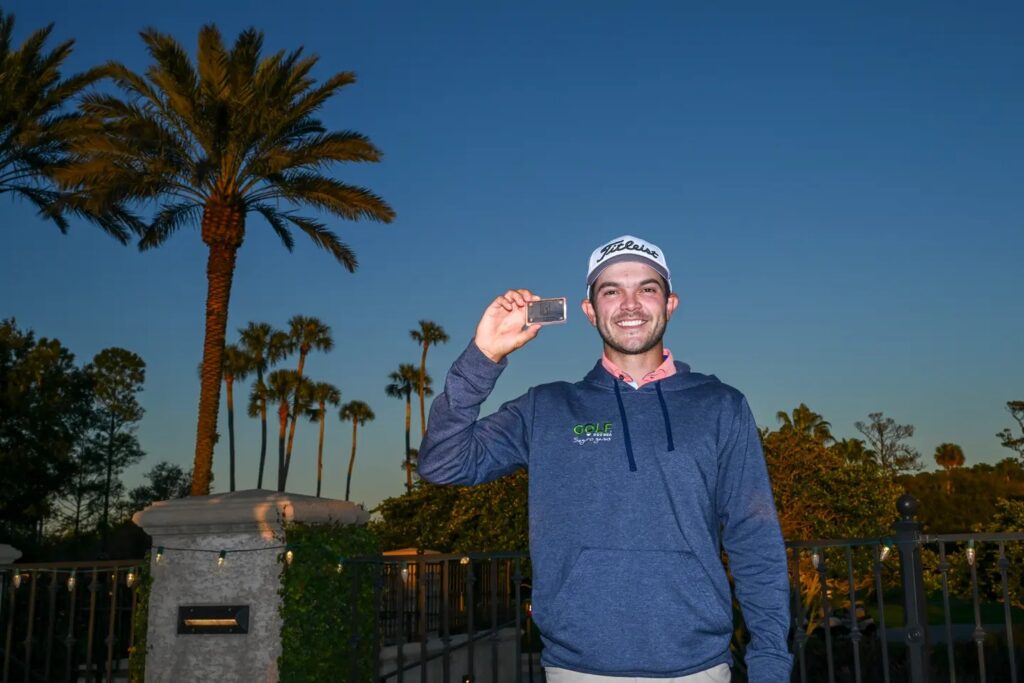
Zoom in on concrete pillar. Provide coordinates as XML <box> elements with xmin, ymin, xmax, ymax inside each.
<box><xmin>0</xmin><ymin>544</ymin><xmax>21</xmax><ymax>564</ymax></box>
<box><xmin>133</xmin><ymin>489</ymin><xmax>369</xmax><ymax>683</ymax></box>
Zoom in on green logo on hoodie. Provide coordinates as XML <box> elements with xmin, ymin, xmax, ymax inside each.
<box><xmin>572</xmin><ymin>422</ymin><xmax>613</xmax><ymax>435</ymax></box>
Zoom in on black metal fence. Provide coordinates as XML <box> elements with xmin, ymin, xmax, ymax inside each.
<box><xmin>0</xmin><ymin>560</ymin><xmax>143</xmax><ymax>683</ymax></box>
<box><xmin>4</xmin><ymin>494</ymin><xmax>1024</xmax><ymax>683</ymax></box>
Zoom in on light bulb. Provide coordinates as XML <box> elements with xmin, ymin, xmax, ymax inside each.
<box><xmin>400</xmin><ymin>562</ymin><xmax>409</xmax><ymax>580</ymax></box>
<box><xmin>811</xmin><ymin>550</ymin><xmax>821</xmax><ymax>569</ymax></box>
<box><xmin>285</xmin><ymin>549</ymin><xmax>294</xmax><ymax>565</ymax></box>
<box><xmin>966</xmin><ymin>540</ymin><xmax>976</xmax><ymax>566</ymax></box>
<box><xmin>126</xmin><ymin>572</ymin><xmax>136</xmax><ymax>588</ymax></box>
<box><xmin>880</xmin><ymin>545</ymin><xmax>891</xmax><ymax>562</ymax></box>
<box><xmin>217</xmin><ymin>551</ymin><xmax>226</xmax><ymax>567</ymax></box>
<box><xmin>13</xmin><ymin>573</ymin><xmax>22</xmax><ymax>589</ymax></box>
<box><xmin>155</xmin><ymin>547</ymin><xmax>164</xmax><ymax>564</ymax></box>
<box><xmin>459</xmin><ymin>556</ymin><xmax>470</xmax><ymax>566</ymax></box>
<box><xmin>67</xmin><ymin>574</ymin><xmax>76</xmax><ymax>592</ymax></box>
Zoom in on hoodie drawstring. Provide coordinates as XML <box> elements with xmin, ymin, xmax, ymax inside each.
<box><xmin>655</xmin><ymin>381</ymin><xmax>675</xmax><ymax>452</ymax></box>
<box><xmin>612</xmin><ymin>380</ymin><xmax>637</xmax><ymax>472</ymax></box>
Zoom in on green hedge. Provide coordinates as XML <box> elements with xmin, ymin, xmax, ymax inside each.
<box><xmin>278</xmin><ymin>522</ymin><xmax>381</xmax><ymax>682</ymax></box>
<box><xmin>128</xmin><ymin>557</ymin><xmax>152</xmax><ymax>683</ymax></box>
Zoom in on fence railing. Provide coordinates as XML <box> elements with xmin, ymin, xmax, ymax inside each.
<box><xmin>4</xmin><ymin>494</ymin><xmax>1024</xmax><ymax>683</ymax></box>
<box><xmin>0</xmin><ymin>559</ymin><xmax>143</xmax><ymax>683</ymax></box>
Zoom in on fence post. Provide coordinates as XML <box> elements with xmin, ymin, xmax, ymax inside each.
<box><xmin>893</xmin><ymin>494</ymin><xmax>929</xmax><ymax>683</ymax></box>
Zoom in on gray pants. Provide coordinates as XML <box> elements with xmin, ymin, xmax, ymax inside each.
<box><xmin>545</xmin><ymin>663</ymin><xmax>731</xmax><ymax>683</ymax></box>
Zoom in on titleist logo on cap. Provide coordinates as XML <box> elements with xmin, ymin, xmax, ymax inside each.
<box><xmin>596</xmin><ymin>239</ymin><xmax>659</xmax><ymax>264</ymax></box>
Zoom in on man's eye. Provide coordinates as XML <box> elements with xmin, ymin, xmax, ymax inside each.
<box><xmin>602</xmin><ymin>289</ymin><xmax>618</xmax><ymax>296</ymax></box>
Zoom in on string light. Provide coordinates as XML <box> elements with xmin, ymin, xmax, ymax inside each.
<box><xmin>217</xmin><ymin>551</ymin><xmax>227</xmax><ymax>568</ymax></box>
<box><xmin>459</xmin><ymin>556</ymin><xmax>470</xmax><ymax>566</ymax></box>
<box><xmin>12</xmin><ymin>573</ymin><xmax>22</xmax><ymax>589</ymax></box>
<box><xmin>966</xmin><ymin>540</ymin><xmax>976</xmax><ymax>566</ymax></box>
<box><xmin>67</xmin><ymin>572</ymin><xmax>76</xmax><ymax>592</ymax></box>
<box><xmin>336</xmin><ymin>557</ymin><xmax>345</xmax><ymax>574</ymax></box>
<box><xmin>879</xmin><ymin>545</ymin><xmax>892</xmax><ymax>562</ymax></box>
<box><xmin>155</xmin><ymin>547</ymin><xmax>164</xmax><ymax>564</ymax></box>
<box><xmin>126</xmin><ymin>571</ymin><xmax>137</xmax><ymax>588</ymax></box>
<box><xmin>400</xmin><ymin>562</ymin><xmax>409</xmax><ymax>581</ymax></box>
<box><xmin>285</xmin><ymin>549</ymin><xmax>294</xmax><ymax>565</ymax></box>
<box><xmin>811</xmin><ymin>549</ymin><xmax>821</xmax><ymax>570</ymax></box>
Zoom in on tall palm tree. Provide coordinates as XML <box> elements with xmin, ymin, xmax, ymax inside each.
<box><xmin>221</xmin><ymin>343</ymin><xmax>251</xmax><ymax>492</ymax></box>
<box><xmin>410</xmin><ymin>320</ymin><xmax>448</xmax><ymax>438</ymax></box>
<box><xmin>338</xmin><ymin>400</ymin><xmax>374</xmax><ymax>502</ymax></box>
<box><xmin>56</xmin><ymin>25</ymin><xmax>395</xmax><ymax>495</ymax></box>
<box><xmin>933</xmin><ymin>443</ymin><xmax>965</xmax><ymax>495</ymax></box>
<box><xmin>386</xmin><ymin>364</ymin><xmax>432</xmax><ymax>492</ymax></box>
<box><xmin>238</xmin><ymin>322</ymin><xmax>289</xmax><ymax>488</ymax></box>
<box><xmin>776</xmin><ymin>403</ymin><xmax>834</xmax><ymax>445</ymax></box>
<box><xmin>306</xmin><ymin>381</ymin><xmax>340</xmax><ymax>498</ymax></box>
<box><xmin>0</xmin><ymin>11</ymin><xmax>129</xmax><ymax>238</ymax></box>
<box><xmin>263</xmin><ymin>369</ymin><xmax>297</xmax><ymax>492</ymax></box>
<box><xmin>284</xmin><ymin>316</ymin><xmax>333</xmax><ymax>477</ymax></box>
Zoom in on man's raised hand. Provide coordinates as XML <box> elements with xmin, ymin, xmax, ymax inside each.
<box><xmin>474</xmin><ymin>289</ymin><xmax>542</xmax><ymax>363</ymax></box>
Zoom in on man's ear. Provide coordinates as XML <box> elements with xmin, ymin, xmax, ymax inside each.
<box><xmin>581</xmin><ymin>298</ymin><xmax>597</xmax><ymax>327</ymax></box>
<box><xmin>666</xmin><ymin>293</ymin><xmax>680</xmax><ymax>320</ymax></box>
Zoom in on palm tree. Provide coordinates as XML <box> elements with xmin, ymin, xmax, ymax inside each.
<box><xmin>410</xmin><ymin>320</ymin><xmax>448</xmax><ymax>438</ymax></box>
<box><xmin>338</xmin><ymin>401</ymin><xmax>374</xmax><ymax>502</ymax></box>
<box><xmin>56</xmin><ymin>25</ymin><xmax>395</xmax><ymax>495</ymax></box>
<box><xmin>933</xmin><ymin>443</ymin><xmax>965</xmax><ymax>495</ymax></box>
<box><xmin>0</xmin><ymin>11</ymin><xmax>129</xmax><ymax>238</ymax></box>
<box><xmin>263</xmin><ymin>369</ymin><xmax>297</xmax><ymax>492</ymax></box>
<box><xmin>221</xmin><ymin>343</ymin><xmax>251</xmax><ymax>492</ymax></box>
<box><xmin>776</xmin><ymin>403</ymin><xmax>834</xmax><ymax>445</ymax></box>
<box><xmin>238</xmin><ymin>322</ymin><xmax>289</xmax><ymax>488</ymax></box>
<box><xmin>306</xmin><ymin>381</ymin><xmax>341</xmax><ymax>498</ymax></box>
<box><xmin>386</xmin><ymin>364</ymin><xmax>432</xmax><ymax>492</ymax></box>
<box><xmin>284</xmin><ymin>316</ymin><xmax>333</xmax><ymax>479</ymax></box>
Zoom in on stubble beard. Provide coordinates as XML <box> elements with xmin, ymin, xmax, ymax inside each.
<box><xmin>595</xmin><ymin>313</ymin><xmax>667</xmax><ymax>356</ymax></box>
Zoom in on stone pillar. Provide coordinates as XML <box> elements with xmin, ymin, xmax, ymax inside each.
<box><xmin>133</xmin><ymin>490</ymin><xmax>369</xmax><ymax>683</ymax></box>
<box><xmin>0</xmin><ymin>544</ymin><xmax>21</xmax><ymax>565</ymax></box>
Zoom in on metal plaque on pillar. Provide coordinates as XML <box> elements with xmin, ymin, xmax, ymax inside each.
<box><xmin>177</xmin><ymin>605</ymin><xmax>250</xmax><ymax>634</ymax></box>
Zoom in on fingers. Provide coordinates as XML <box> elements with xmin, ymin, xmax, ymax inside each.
<box><xmin>492</xmin><ymin>289</ymin><xmax>540</xmax><ymax>312</ymax></box>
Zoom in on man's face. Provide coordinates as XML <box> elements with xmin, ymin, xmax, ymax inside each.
<box><xmin>582</xmin><ymin>261</ymin><xmax>678</xmax><ymax>356</ymax></box>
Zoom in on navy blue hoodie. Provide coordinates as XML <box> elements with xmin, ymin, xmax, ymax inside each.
<box><xmin>418</xmin><ymin>342</ymin><xmax>792</xmax><ymax>681</ymax></box>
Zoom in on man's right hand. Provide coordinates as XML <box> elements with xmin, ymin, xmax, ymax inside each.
<box><xmin>474</xmin><ymin>289</ymin><xmax>542</xmax><ymax>363</ymax></box>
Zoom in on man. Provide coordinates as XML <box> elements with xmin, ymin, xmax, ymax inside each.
<box><xmin>418</xmin><ymin>235</ymin><xmax>791</xmax><ymax>682</ymax></box>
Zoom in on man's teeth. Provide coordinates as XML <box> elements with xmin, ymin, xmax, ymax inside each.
<box><xmin>617</xmin><ymin>320</ymin><xmax>645</xmax><ymax>327</ymax></box>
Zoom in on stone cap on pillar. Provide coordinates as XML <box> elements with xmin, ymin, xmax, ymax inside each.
<box><xmin>133</xmin><ymin>489</ymin><xmax>370</xmax><ymax>537</ymax></box>
<box><xmin>0</xmin><ymin>544</ymin><xmax>22</xmax><ymax>564</ymax></box>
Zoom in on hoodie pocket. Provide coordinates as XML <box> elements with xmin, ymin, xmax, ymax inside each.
<box><xmin>545</xmin><ymin>548</ymin><xmax>732</xmax><ymax>673</ymax></box>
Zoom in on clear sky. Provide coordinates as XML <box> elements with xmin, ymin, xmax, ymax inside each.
<box><xmin>2</xmin><ymin>1</ymin><xmax>1022</xmax><ymax>513</ymax></box>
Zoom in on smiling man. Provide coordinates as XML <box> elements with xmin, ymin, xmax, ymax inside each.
<box><xmin>418</xmin><ymin>235</ymin><xmax>792</xmax><ymax>682</ymax></box>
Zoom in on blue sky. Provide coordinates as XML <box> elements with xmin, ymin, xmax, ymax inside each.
<box><xmin>2</xmin><ymin>1</ymin><xmax>1022</xmax><ymax>512</ymax></box>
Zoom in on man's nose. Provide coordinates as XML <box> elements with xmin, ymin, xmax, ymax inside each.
<box><xmin>619</xmin><ymin>292</ymin><xmax>642</xmax><ymax>311</ymax></box>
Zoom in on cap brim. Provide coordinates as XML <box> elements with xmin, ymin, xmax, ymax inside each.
<box><xmin>586</xmin><ymin>254</ymin><xmax>671</xmax><ymax>289</ymax></box>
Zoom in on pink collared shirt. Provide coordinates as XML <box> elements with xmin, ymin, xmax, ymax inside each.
<box><xmin>601</xmin><ymin>349</ymin><xmax>677</xmax><ymax>388</ymax></box>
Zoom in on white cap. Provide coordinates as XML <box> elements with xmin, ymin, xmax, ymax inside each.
<box><xmin>586</xmin><ymin>235</ymin><xmax>671</xmax><ymax>295</ymax></box>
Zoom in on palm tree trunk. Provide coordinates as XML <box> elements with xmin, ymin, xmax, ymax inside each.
<box><xmin>257</xmin><ymin>369</ymin><xmax>267</xmax><ymax>489</ymax></box>
<box><xmin>316</xmin><ymin>408</ymin><xmax>326</xmax><ymax>498</ymax></box>
<box><xmin>283</xmin><ymin>352</ymin><xmax>308</xmax><ymax>485</ymax></box>
<box><xmin>192</xmin><ymin>221</ymin><xmax>242</xmax><ymax>495</ymax></box>
<box><xmin>405</xmin><ymin>391</ymin><xmax>412</xmax><ymax>492</ymax></box>
<box><xmin>419</xmin><ymin>343</ymin><xmax>428</xmax><ymax>438</ymax></box>
<box><xmin>277</xmin><ymin>403</ymin><xmax>288</xmax><ymax>492</ymax></box>
<box><xmin>346</xmin><ymin>421</ymin><xmax>358</xmax><ymax>502</ymax></box>
<box><xmin>226</xmin><ymin>375</ymin><xmax>236</xmax><ymax>492</ymax></box>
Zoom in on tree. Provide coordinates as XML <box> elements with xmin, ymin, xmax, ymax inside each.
<box><xmin>338</xmin><ymin>401</ymin><xmax>374</xmax><ymax>502</ymax></box>
<box><xmin>221</xmin><ymin>343</ymin><xmax>251</xmax><ymax>492</ymax></box>
<box><xmin>283</xmin><ymin>316</ymin><xmax>333</xmax><ymax>486</ymax></box>
<box><xmin>997</xmin><ymin>401</ymin><xmax>1024</xmax><ymax>461</ymax></box>
<box><xmin>386</xmin><ymin>364</ymin><xmax>432</xmax><ymax>493</ymax></box>
<box><xmin>123</xmin><ymin>461</ymin><xmax>191</xmax><ymax>518</ymax></box>
<box><xmin>85</xmin><ymin>347</ymin><xmax>145</xmax><ymax>536</ymax></box>
<box><xmin>57</xmin><ymin>25</ymin><xmax>395</xmax><ymax>496</ymax></box>
<box><xmin>306</xmin><ymin>381</ymin><xmax>341</xmax><ymax>498</ymax></box>
<box><xmin>238</xmin><ymin>322</ymin><xmax>289</xmax><ymax>488</ymax></box>
<box><xmin>409</xmin><ymin>321</ymin><xmax>448</xmax><ymax>438</ymax></box>
<box><xmin>775</xmin><ymin>403</ymin><xmax>833</xmax><ymax>445</ymax></box>
<box><xmin>855</xmin><ymin>411</ymin><xmax>921</xmax><ymax>474</ymax></box>
<box><xmin>0</xmin><ymin>10</ymin><xmax>128</xmax><ymax>238</ymax></box>
<box><xmin>262</xmin><ymin>369</ymin><xmax>298</xmax><ymax>492</ymax></box>
<box><xmin>933</xmin><ymin>443</ymin><xmax>965</xmax><ymax>495</ymax></box>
